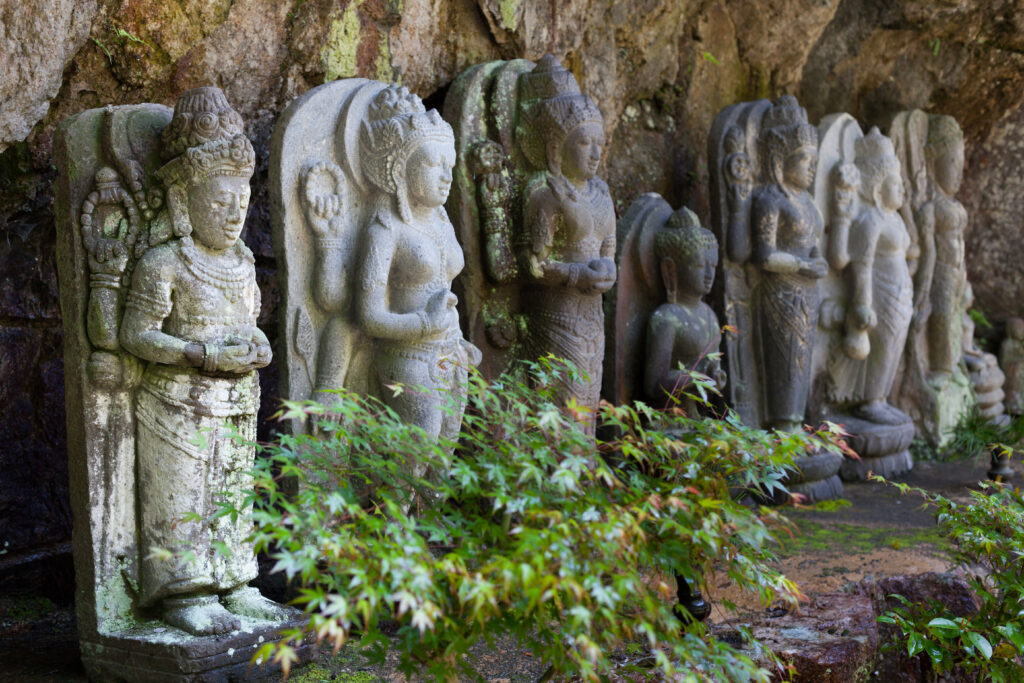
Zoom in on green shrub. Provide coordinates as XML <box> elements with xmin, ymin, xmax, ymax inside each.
<box><xmin>240</xmin><ymin>359</ymin><xmax>836</xmax><ymax>682</ymax></box>
<box><xmin>877</xmin><ymin>477</ymin><xmax>1024</xmax><ymax>681</ymax></box>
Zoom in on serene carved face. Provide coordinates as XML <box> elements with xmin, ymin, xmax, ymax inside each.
<box><xmin>782</xmin><ymin>145</ymin><xmax>817</xmax><ymax>191</ymax></box>
<box><xmin>560</xmin><ymin>122</ymin><xmax>604</xmax><ymax>183</ymax></box>
<box><xmin>931</xmin><ymin>139</ymin><xmax>964</xmax><ymax>195</ymax></box>
<box><xmin>406</xmin><ymin>139</ymin><xmax>455</xmax><ymax>210</ymax></box>
<box><xmin>187</xmin><ymin>175</ymin><xmax>250</xmax><ymax>250</ymax></box>
<box><xmin>880</xmin><ymin>172</ymin><xmax>905</xmax><ymax>211</ymax></box>
<box><xmin>680</xmin><ymin>247</ymin><xmax>718</xmax><ymax>298</ymax></box>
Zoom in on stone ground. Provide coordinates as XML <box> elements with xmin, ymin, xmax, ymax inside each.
<box><xmin>0</xmin><ymin>454</ymin><xmax>998</xmax><ymax>682</ymax></box>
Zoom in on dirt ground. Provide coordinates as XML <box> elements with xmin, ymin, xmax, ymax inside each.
<box><xmin>0</xmin><ymin>453</ymin><xmax>1000</xmax><ymax>682</ymax></box>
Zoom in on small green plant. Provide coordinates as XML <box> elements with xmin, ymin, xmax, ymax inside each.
<box><xmin>876</xmin><ymin>477</ymin><xmax>1024</xmax><ymax>681</ymax></box>
<box><xmin>947</xmin><ymin>409</ymin><xmax>1023</xmax><ymax>468</ymax></box>
<box><xmin>238</xmin><ymin>359</ymin><xmax>836</xmax><ymax>681</ymax></box>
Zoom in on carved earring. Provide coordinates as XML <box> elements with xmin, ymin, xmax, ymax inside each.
<box><xmin>166</xmin><ymin>185</ymin><xmax>193</xmax><ymax>238</ymax></box>
<box><xmin>660</xmin><ymin>257</ymin><xmax>677</xmax><ymax>302</ymax></box>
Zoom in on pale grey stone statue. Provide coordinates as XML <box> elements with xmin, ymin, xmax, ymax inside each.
<box><xmin>961</xmin><ymin>284</ymin><xmax>1008</xmax><ymax>424</ymax></box>
<box><xmin>55</xmin><ymin>87</ymin><xmax>297</xmax><ymax>681</ymax></box>
<box><xmin>888</xmin><ymin>111</ymin><xmax>974</xmax><ymax>446</ymax></box>
<box><xmin>999</xmin><ymin>317</ymin><xmax>1024</xmax><ymax>416</ymax></box>
<box><xmin>445</xmin><ymin>55</ymin><xmax>615</xmax><ymax>435</ymax></box>
<box><xmin>709</xmin><ymin>95</ymin><xmax>842</xmax><ymax>501</ymax></box>
<box><xmin>812</xmin><ymin>117</ymin><xmax>915</xmax><ymax>480</ymax></box>
<box><xmin>271</xmin><ymin>80</ymin><xmax>479</xmax><ymax>448</ymax></box>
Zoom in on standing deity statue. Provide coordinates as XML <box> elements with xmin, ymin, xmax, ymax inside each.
<box><xmin>999</xmin><ymin>317</ymin><xmax>1024</xmax><ymax>416</ymax></box>
<box><xmin>271</xmin><ymin>80</ymin><xmax>478</xmax><ymax>450</ymax></box>
<box><xmin>812</xmin><ymin>118</ymin><xmax>915</xmax><ymax>479</ymax></box>
<box><xmin>709</xmin><ymin>96</ymin><xmax>842</xmax><ymax>501</ymax></box>
<box><xmin>961</xmin><ymin>284</ymin><xmax>1008</xmax><ymax>425</ymax></box>
<box><xmin>888</xmin><ymin>111</ymin><xmax>975</xmax><ymax>446</ymax></box>
<box><xmin>55</xmin><ymin>87</ymin><xmax>298</xmax><ymax>681</ymax></box>
<box><xmin>445</xmin><ymin>55</ymin><xmax>616</xmax><ymax>434</ymax></box>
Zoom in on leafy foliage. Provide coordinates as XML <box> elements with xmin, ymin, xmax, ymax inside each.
<box><xmin>946</xmin><ymin>410</ymin><xmax>1024</xmax><ymax>464</ymax></box>
<box><xmin>876</xmin><ymin>477</ymin><xmax>1024</xmax><ymax>681</ymax></box>
<box><xmin>238</xmin><ymin>359</ymin><xmax>836</xmax><ymax>682</ymax></box>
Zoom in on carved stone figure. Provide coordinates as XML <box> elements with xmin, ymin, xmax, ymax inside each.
<box><xmin>608</xmin><ymin>194</ymin><xmax>724</xmax><ymax>621</ymax></box>
<box><xmin>999</xmin><ymin>317</ymin><xmax>1024</xmax><ymax>416</ymax></box>
<box><xmin>55</xmin><ymin>87</ymin><xmax>298</xmax><ymax>681</ymax></box>
<box><xmin>888</xmin><ymin>111</ymin><xmax>974</xmax><ymax>447</ymax></box>
<box><xmin>709</xmin><ymin>96</ymin><xmax>842</xmax><ymax>501</ymax></box>
<box><xmin>962</xmin><ymin>284</ymin><xmax>1008</xmax><ymax>424</ymax></box>
<box><xmin>812</xmin><ymin>118</ymin><xmax>915</xmax><ymax>480</ymax></box>
<box><xmin>445</xmin><ymin>55</ymin><xmax>615</xmax><ymax>434</ymax></box>
<box><xmin>272</xmin><ymin>80</ymin><xmax>478</xmax><ymax>450</ymax></box>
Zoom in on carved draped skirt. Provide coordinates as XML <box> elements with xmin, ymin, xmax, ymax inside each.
<box><xmin>134</xmin><ymin>365</ymin><xmax>259</xmax><ymax>607</ymax></box>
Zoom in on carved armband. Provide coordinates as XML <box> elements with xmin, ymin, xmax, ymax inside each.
<box><xmin>125</xmin><ymin>287</ymin><xmax>173</xmax><ymax>319</ymax></box>
<box><xmin>90</xmin><ymin>273</ymin><xmax>122</xmax><ymax>290</ymax></box>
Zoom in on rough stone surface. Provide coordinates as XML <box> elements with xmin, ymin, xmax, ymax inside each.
<box><xmin>4</xmin><ymin>0</ymin><xmax>1024</xmax><ymax>577</ymax></box>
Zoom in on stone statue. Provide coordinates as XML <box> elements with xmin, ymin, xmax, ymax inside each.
<box><xmin>888</xmin><ymin>111</ymin><xmax>974</xmax><ymax>447</ymax></box>
<box><xmin>445</xmin><ymin>55</ymin><xmax>615</xmax><ymax>434</ymax></box>
<box><xmin>999</xmin><ymin>317</ymin><xmax>1024</xmax><ymax>416</ymax></box>
<box><xmin>961</xmin><ymin>284</ymin><xmax>1008</xmax><ymax>425</ymax></box>
<box><xmin>812</xmin><ymin>118</ymin><xmax>915</xmax><ymax>480</ymax></box>
<box><xmin>55</xmin><ymin>87</ymin><xmax>298</xmax><ymax>681</ymax></box>
<box><xmin>271</xmin><ymin>80</ymin><xmax>478</xmax><ymax>450</ymax></box>
<box><xmin>608</xmin><ymin>193</ymin><xmax>723</xmax><ymax>621</ymax></box>
<box><xmin>709</xmin><ymin>96</ymin><xmax>842</xmax><ymax>501</ymax></box>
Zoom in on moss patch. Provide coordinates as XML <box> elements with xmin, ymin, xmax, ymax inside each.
<box><xmin>779</xmin><ymin>516</ymin><xmax>949</xmax><ymax>557</ymax></box>
<box><xmin>322</xmin><ymin>1</ymin><xmax>364</xmax><ymax>82</ymax></box>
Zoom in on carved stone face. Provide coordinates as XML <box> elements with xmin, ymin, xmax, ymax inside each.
<box><xmin>931</xmin><ymin>140</ymin><xmax>964</xmax><ymax>195</ymax></box>
<box><xmin>782</xmin><ymin>144</ymin><xmax>817</xmax><ymax>191</ymax></box>
<box><xmin>561</xmin><ymin>122</ymin><xmax>604</xmax><ymax>183</ymax></box>
<box><xmin>680</xmin><ymin>247</ymin><xmax>718</xmax><ymax>298</ymax></box>
<box><xmin>406</xmin><ymin>139</ymin><xmax>455</xmax><ymax>210</ymax></box>
<box><xmin>880</xmin><ymin>172</ymin><xmax>905</xmax><ymax>211</ymax></box>
<box><xmin>187</xmin><ymin>175</ymin><xmax>250</xmax><ymax>250</ymax></box>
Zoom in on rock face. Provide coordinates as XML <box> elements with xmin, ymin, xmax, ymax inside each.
<box><xmin>3</xmin><ymin>0</ymin><xmax>1024</xmax><ymax>573</ymax></box>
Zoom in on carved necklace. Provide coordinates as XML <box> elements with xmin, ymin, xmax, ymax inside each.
<box><xmin>180</xmin><ymin>238</ymin><xmax>250</xmax><ymax>303</ymax></box>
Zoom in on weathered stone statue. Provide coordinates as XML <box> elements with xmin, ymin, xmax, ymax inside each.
<box><xmin>608</xmin><ymin>194</ymin><xmax>723</xmax><ymax>621</ymax></box>
<box><xmin>271</xmin><ymin>80</ymin><xmax>478</xmax><ymax>449</ymax></box>
<box><xmin>999</xmin><ymin>317</ymin><xmax>1024</xmax><ymax>416</ymax></box>
<box><xmin>812</xmin><ymin>118</ymin><xmax>915</xmax><ymax>479</ymax></box>
<box><xmin>445</xmin><ymin>55</ymin><xmax>615</xmax><ymax>434</ymax></box>
<box><xmin>709</xmin><ymin>95</ymin><xmax>842</xmax><ymax>500</ymax></box>
<box><xmin>55</xmin><ymin>87</ymin><xmax>297</xmax><ymax>680</ymax></box>
<box><xmin>888</xmin><ymin>111</ymin><xmax>974</xmax><ymax>446</ymax></box>
<box><xmin>961</xmin><ymin>284</ymin><xmax>1008</xmax><ymax>425</ymax></box>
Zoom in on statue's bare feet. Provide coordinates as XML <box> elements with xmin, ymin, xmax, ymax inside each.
<box><xmin>927</xmin><ymin>371</ymin><xmax>952</xmax><ymax>390</ymax></box>
<box><xmin>163</xmin><ymin>595</ymin><xmax>240</xmax><ymax>636</ymax></box>
<box><xmin>855</xmin><ymin>400</ymin><xmax>902</xmax><ymax>425</ymax></box>
<box><xmin>221</xmin><ymin>586</ymin><xmax>295</xmax><ymax>622</ymax></box>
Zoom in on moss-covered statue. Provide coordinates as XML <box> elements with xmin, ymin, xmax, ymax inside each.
<box><xmin>271</xmin><ymin>81</ymin><xmax>478</xmax><ymax>451</ymax></box>
<box><xmin>56</xmin><ymin>87</ymin><xmax>298</xmax><ymax>681</ymax></box>
<box><xmin>445</xmin><ymin>55</ymin><xmax>616</xmax><ymax>435</ymax></box>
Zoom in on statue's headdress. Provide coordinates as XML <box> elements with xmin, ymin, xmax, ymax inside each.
<box><xmin>155</xmin><ymin>87</ymin><xmax>255</xmax><ymax>188</ymax></box>
<box><xmin>925</xmin><ymin>114</ymin><xmax>963</xmax><ymax>158</ymax></box>
<box><xmin>655</xmin><ymin>207</ymin><xmax>718</xmax><ymax>263</ymax></box>
<box><xmin>359</xmin><ymin>84</ymin><xmax>454</xmax><ymax>222</ymax></box>
<box><xmin>854</xmin><ymin>127</ymin><xmax>901</xmax><ymax>204</ymax></box>
<box><xmin>760</xmin><ymin>95</ymin><xmax>817</xmax><ymax>190</ymax></box>
<box><xmin>518</xmin><ymin>55</ymin><xmax>604</xmax><ymax>171</ymax></box>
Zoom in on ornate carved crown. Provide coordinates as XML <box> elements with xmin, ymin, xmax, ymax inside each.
<box><xmin>854</xmin><ymin>127</ymin><xmax>900</xmax><ymax>196</ymax></box>
<box><xmin>358</xmin><ymin>84</ymin><xmax>454</xmax><ymax>197</ymax></box>
<box><xmin>762</xmin><ymin>95</ymin><xmax>817</xmax><ymax>152</ymax></box>
<box><xmin>155</xmin><ymin>87</ymin><xmax>255</xmax><ymax>187</ymax></box>
<box><xmin>518</xmin><ymin>56</ymin><xmax>603</xmax><ymax>170</ymax></box>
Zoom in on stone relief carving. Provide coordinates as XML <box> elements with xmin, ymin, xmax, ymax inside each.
<box><xmin>999</xmin><ymin>317</ymin><xmax>1024</xmax><ymax>416</ymax></box>
<box><xmin>55</xmin><ymin>87</ymin><xmax>297</xmax><ymax>681</ymax></box>
<box><xmin>709</xmin><ymin>95</ymin><xmax>842</xmax><ymax>501</ymax></box>
<box><xmin>271</xmin><ymin>80</ymin><xmax>479</xmax><ymax>448</ymax></box>
<box><xmin>887</xmin><ymin>111</ymin><xmax>975</xmax><ymax>447</ymax></box>
<box><xmin>811</xmin><ymin>117</ymin><xmax>915</xmax><ymax>480</ymax></box>
<box><xmin>445</xmin><ymin>55</ymin><xmax>616</xmax><ymax>434</ymax></box>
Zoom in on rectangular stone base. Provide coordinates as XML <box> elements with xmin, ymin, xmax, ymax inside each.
<box><xmin>81</xmin><ymin>617</ymin><xmax>313</xmax><ymax>683</ymax></box>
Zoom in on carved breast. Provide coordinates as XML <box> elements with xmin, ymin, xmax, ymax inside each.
<box><xmin>389</xmin><ymin>215</ymin><xmax>464</xmax><ymax>293</ymax></box>
<box><xmin>553</xmin><ymin>181</ymin><xmax>614</xmax><ymax>261</ymax></box>
<box><xmin>164</xmin><ymin>244</ymin><xmax>258</xmax><ymax>342</ymax></box>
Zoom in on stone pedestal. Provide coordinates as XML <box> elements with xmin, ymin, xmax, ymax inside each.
<box><xmin>837</xmin><ymin>414</ymin><xmax>915</xmax><ymax>481</ymax></box>
<box><xmin>786</xmin><ymin>450</ymin><xmax>844</xmax><ymax>502</ymax></box>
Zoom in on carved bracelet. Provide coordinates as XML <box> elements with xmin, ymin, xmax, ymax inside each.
<box><xmin>202</xmin><ymin>342</ymin><xmax>219</xmax><ymax>373</ymax></box>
